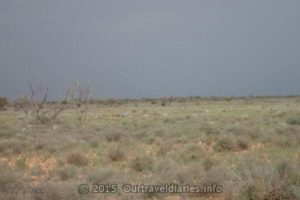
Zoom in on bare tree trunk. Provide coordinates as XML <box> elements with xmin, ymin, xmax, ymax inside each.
<box><xmin>65</xmin><ymin>82</ymin><xmax>91</xmax><ymax>122</ymax></box>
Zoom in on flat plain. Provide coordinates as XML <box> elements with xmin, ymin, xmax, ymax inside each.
<box><xmin>0</xmin><ymin>97</ymin><xmax>299</xmax><ymax>200</ymax></box>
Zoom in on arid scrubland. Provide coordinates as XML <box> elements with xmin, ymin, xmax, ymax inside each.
<box><xmin>0</xmin><ymin>97</ymin><xmax>299</xmax><ymax>200</ymax></box>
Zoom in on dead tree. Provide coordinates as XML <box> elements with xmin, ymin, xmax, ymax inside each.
<box><xmin>16</xmin><ymin>81</ymin><xmax>65</xmax><ymax>123</ymax></box>
<box><xmin>65</xmin><ymin>82</ymin><xmax>91</xmax><ymax>122</ymax></box>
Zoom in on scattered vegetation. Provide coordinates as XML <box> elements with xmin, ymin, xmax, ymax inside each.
<box><xmin>13</xmin><ymin>81</ymin><xmax>65</xmax><ymax>124</ymax></box>
<box><xmin>0</xmin><ymin>96</ymin><xmax>299</xmax><ymax>199</ymax></box>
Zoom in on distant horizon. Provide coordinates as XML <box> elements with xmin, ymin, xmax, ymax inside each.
<box><xmin>2</xmin><ymin>83</ymin><xmax>300</xmax><ymax>101</ymax></box>
<box><xmin>3</xmin><ymin>86</ymin><xmax>300</xmax><ymax>101</ymax></box>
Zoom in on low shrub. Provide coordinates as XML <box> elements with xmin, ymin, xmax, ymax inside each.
<box><xmin>65</xmin><ymin>152</ymin><xmax>88</xmax><ymax>167</ymax></box>
<box><xmin>107</xmin><ymin>145</ymin><xmax>124</xmax><ymax>161</ymax></box>
<box><xmin>235</xmin><ymin>158</ymin><xmax>299</xmax><ymax>200</ymax></box>
<box><xmin>0</xmin><ymin>138</ymin><xmax>26</xmax><ymax>155</ymax></box>
<box><xmin>0</xmin><ymin>164</ymin><xmax>25</xmax><ymax>198</ymax></box>
<box><xmin>162</xmin><ymin>118</ymin><xmax>175</xmax><ymax>124</ymax></box>
<box><xmin>178</xmin><ymin>143</ymin><xmax>202</xmax><ymax>162</ymax></box>
<box><xmin>286</xmin><ymin>114</ymin><xmax>300</xmax><ymax>125</ymax></box>
<box><xmin>15</xmin><ymin>158</ymin><xmax>27</xmax><ymax>170</ymax></box>
<box><xmin>153</xmin><ymin>158</ymin><xmax>190</xmax><ymax>183</ymax></box>
<box><xmin>105</xmin><ymin>130</ymin><xmax>122</xmax><ymax>142</ymax></box>
<box><xmin>131</xmin><ymin>155</ymin><xmax>153</xmax><ymax>172</ymax></box>
<box><xmin>87</xmin><ymin>168</ymin><xmax>115</xmax><ymax>184</ymax></box>
<box><xmin>156</xmin><ymin>139</ymin><xmax>171</xmax><ymax>156</ymax></box>
<box><xmin>56</xmin><ymin>165</ymin><xmax>77</xmax><ymax>180</ymax></box>
<box><xmin>237</xmin><ymin>138</ymin><xmax>249</xmax><ymax>150</ymax></box>
<box><xmin>239</xmin><ymin>184</ymin><xmax>259</xmax><ymax>200</ymax></box>
<box><xmin>201</xmin><ymin>124</ymin><xmax>220</xmax><ymax>135</ymax></box>
<box><xmin>13</xmin><ymin>96</ymin><xmax>31</xmax><ymax>112</ymax></box>
<box><xmin>202</xmin><ymin>158</ymin><xmax>216</xmax><ymax>171</ymax></box>
<box><xmin>0</xmin><ymin>129</ymin><xmax>16</xmax><ymax>139</ymax></box>
<box><xmin>33</xmin><ymin>181</ymin><xmax>80</xmax><ymax>200</ymax></box>
<box><xmin>213</xmin><ymin>138</ymin><xmax>236</xmax><ymax>152</ymax></box>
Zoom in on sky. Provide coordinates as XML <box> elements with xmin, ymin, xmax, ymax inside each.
<box><xmin>1</xmin><ymin>0</ymin><xmax>300</xmax><ymax>99</ymax></box>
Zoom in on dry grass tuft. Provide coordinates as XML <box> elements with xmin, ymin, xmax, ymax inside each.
<box><xmin>65</xmin><ymin>152</ymin><xmax>89</xmax><ymax>167</ymax></box>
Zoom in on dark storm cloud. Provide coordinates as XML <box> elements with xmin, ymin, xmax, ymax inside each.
<box><xmin>1</xmin><ymin>0</ymin><xmax>300</xmax><ymax>99</ymax></box>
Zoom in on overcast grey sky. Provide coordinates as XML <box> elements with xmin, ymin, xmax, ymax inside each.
<box><xmin>1</xmin><ymin>0</ymin><xmax>300</xmax><ymax>99</ymax></box>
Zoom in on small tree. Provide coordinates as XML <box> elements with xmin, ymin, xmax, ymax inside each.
<box><xmin>65</xmin><ymin>82</ymin><xmax>91</xmax><ymax>122</ymax></box>
<box><xmin>15</xmin><ymin>81</ymin><xmax>65</xmax><ymax>124</ymax></box>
